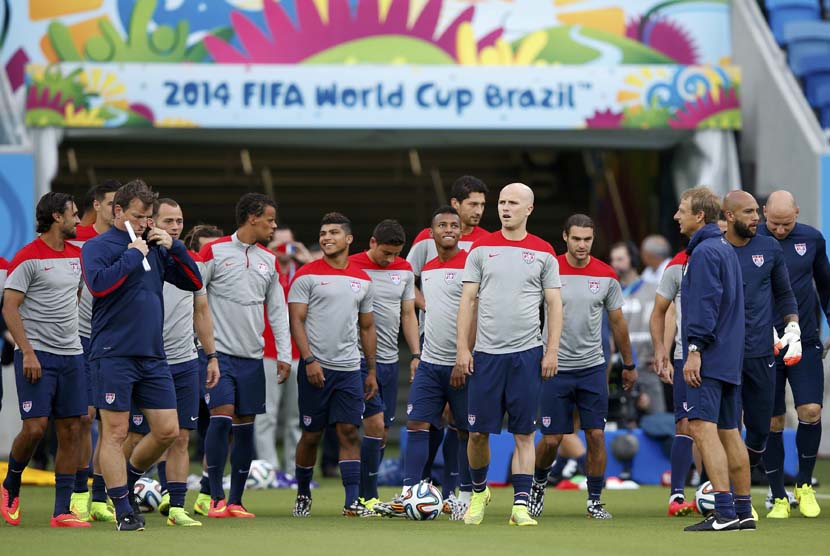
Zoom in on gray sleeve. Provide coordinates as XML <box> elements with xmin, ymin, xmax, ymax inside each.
<box><xmin>266</xmin><ymin>274</ymin><xmax>291</xmax><ymax>364</ymax></box>
<box><xmin>462</xmin><ymin>249</ymin><xmax>482</xmax><ymax>283</ymax></box>
<box><xmin>406</xmin><ymin>241</ymin><xmax>428</xmax><ymax>277</ymax></box>
<box><xmin>201</xmin><ymin>257</ymin><xmax>213</xmax><ymax>288</ymax></box>
<box><xmin>542</xmin><ymin>254</ymin><xmax>562</xmax><ymax>289</ymax></box>
<box><xmin>5</xmin><ymin>261</ymin><xmax>35</xmax><ymax>294</ymax></box>
<box><xmin>195</xmin><ymin>261</ymin><xmax>207</xmax><ymax>297</ymax></box>
<box><xmin>360</xmin><ymin>282</ymin><xmax>374</xmax><ymax>314</ymax></box>
<box><xmin>403</xmin><ymin>271</ymin><xmax>415</xmax><ymax>301</ymax></box>
<box><xmin>287</xmin><ymin>275</ymin><xmax>311</xmax><ymax>305</ymax></box>
<box><xmin>605</xmin><ymin>279</ymin><xmax>624</xmax><ymax>311</ymax></box>
<box><xmin>656</xmin><ymin>266</ymin><xmax>679</xmax><ymax>301</ymax></box>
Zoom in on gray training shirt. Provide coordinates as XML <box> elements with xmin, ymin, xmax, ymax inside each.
<box><xmin>420</xmin><ymin>250</ymin><xmax>468</xmax><ymax>366</ymax></box>
<box><xmin>463</xmin><ymin>231</ymin><xmax>561</xmax><ymax>354</ymax></box>
<box><xmin>655</xmin><ymin>251</ymin><xmax>688</xmax><ymax>361</ymax></box>
<box><xmin>163</xmin><ymin>249</ymin><xmax>205</xmax><ymax>365</ymax></box>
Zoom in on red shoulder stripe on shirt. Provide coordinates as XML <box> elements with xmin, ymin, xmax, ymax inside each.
<box><xmin>422</xmin><ymin>250</ymin><xmax>468</xmax><ymax>272</ymax></box>
<box><xmin>666</xmin><ymin>250</ymin><xmax>689</xmax><ymax>268</ymax></box>
<box><xmin>462</xmin><ymin>227</ymin><xmax>490</xmax><ymax>241</ymax></box>
<box><xmin>349</xmin><ymin>252</ymin><xmax>412</xmax><ymax>272</ymax></box>
<box><xmin>411</xmin><ymin>228</ymin><xmax>432</xmax><ymax>246</ymax></box>
<box><xmin>7</xmin><ymin>238</ymin><xmax>81</xmax><ymax>276</ymax></box>
<box><xmin>469</xmin><ymin>231</ymin><xmax>556</xmax><ymax>255</ymax></box>
<box><xmin>556</xmin><ymin>254</ymin><xmax>618</xmax><ymax>279</ymax></box>
<box><xmin>198</xmin><ymin>236</ymin><xmax>232</xmax><ymax>262</ymax></box>
<box><xmin>292</xmin><ymin>258</ymin><xmax>372</xmax><ymax>282</ymax></box>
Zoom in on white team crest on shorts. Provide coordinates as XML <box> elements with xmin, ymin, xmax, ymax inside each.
<box><xmin>444</xmin><ymin>271</ymin><xmax>457</xmax><ymax>283</ymax></box>
<box><xmin>257</xmin><ymin>262</ymin><xmax>269</xmax><ymax>274</ymax></box>
<box><xmin>105</xmin><ymin>392</ymin><xmax>116</xmax><ymax>405</ymax></box>
<box><xmin>70</xmin><ymin>261</ymin><xmax>80</xmax><ymax>274</ymax></box>
<box><xmin>303</xmin><ymin>415</ymin><xmax>313</xmax><ymax>427</ymax></box>
<box><xmin>795</xmin><ymin>243</ymin><xmax>807</xmax><ymax>256</ymax></box>
<box><xmin>132</xmin><ymin>415</ymin><xmax>144</xmax><ymax>426</ymax></box>
<box><xmin>204</xmin><ymin>393</ymin><xmax>210</xmax><ymax>404</ymax></box>
<box><xmin>388</xmin><ymin>272</ymin><xmax>401</xmax><ymax>285</ymax></box>
<box><xmin>407</xmin><ymin>403</ymin><xmax>413</xmax><ymax>415</ymax></box>
<box><xmin>22</xmin><ymin>401</ymin><xmax>32</xmax><ymax>413</ymax></box>
<box><xmin>542</xmin><ymin>416</ymin><xmax>551</xmax><ymax>428</ymax></box>
<box><xmin>468</xmin><ymin>414</ymin><xmax>476</xmax><ymax>426</ymax></box>
<box><xmin>522</xmin><ymin>251</ymin><xmax>535</xmax><ymax>264</ymax></box>
<box><xmin>349</xmin><ymin>280</ymin><xmax>362</xmax><ymax>292</ymax></box>
<box><xmin>588</xmin><ymin>280</ymin><xmax>600</xmax><ymax>294</ymax></box>
<box><xmin>752</xmin><ymin>255</ymin><xmax>764</xmax><ymax>267</ymax></box>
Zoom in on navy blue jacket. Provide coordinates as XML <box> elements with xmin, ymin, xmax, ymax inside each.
<box><xmin>81</xmin><ymin>226</ymin><xmax>202</xmax><ymax>360</ymax></box>
<box><xmin>681</xmin><ymin>223</ymin><xmax>745</xmax><ymax>384</ymax></box>
<box><xmin>758</xmin><ymin>222</ymin><xmax>830</xmax><ymax>342</ymax></box>
<box><xmin>731</xmin><ymin>235</ymin><xmax>797</xmax><ymax>358</ymax></box>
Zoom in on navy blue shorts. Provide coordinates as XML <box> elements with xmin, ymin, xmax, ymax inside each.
<box><xmin>739</xmin><ymin>355</ymin><xmax>776</xmax><ymax>432</ymax></box>
<box><xmin>467</xmin><ymin>346</ymin><xmax>543</xmax><ymax>435</ymax></box>
<box><xmin>362</xmin><ymin>359</ymin><xmax>398</xmax><ymax>427</ymax></box>
<box><xmin>92</xmin><ymin>357</ymin><xmax>176</xmax><ymax>412</ymax></box>
<box><xmin>773</xmin><ymin>339</ymin><xmax>824</xmax><ymax>415</ymax></box>
<box><xmin>539</xmin><ymin>364</ymin><xmax>607</xmax><ymax>434</ymax></box>
<box><xmin>406</xmin><ymin>360</ymin><xmax>468</xmax><ymax>431</ymax></box>
<box><xmin>297</xmin><ymin>360</ymin><xmax>364</xmax><ymax>432</ymax></box>
<box><xmin>673</xmin><ymin>359</ymin><xmax>689</xmax><ymax>422</ymax></box>
<box><xmin>80</xmin><ymin>336</ymin><xmax>94</xmax><ymax>407</ymax></box>
<box><xmin>14</xmin><ymin>350</ymin><xmax>86</xmax><ymax>420</ymax></box>
<box><xmin>207</xmin><ymin>352</ymin><xmax>265</xmax><ymax>416</ymax></box>
<box><xmin>128</xmin><ymin>358</ymin><xmax>202</xmax><ymax>434</ymax></box>
<box><xmin>685</xmin><ymin>377</ymin><xmax>740</xmax><ymax>429</ymax></box>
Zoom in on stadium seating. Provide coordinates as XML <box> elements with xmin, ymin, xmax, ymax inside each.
<box><xmin>813</xmin><ymin>82</ymin><xmax>830</xmax><ymax>127</ymax></box>
<box><xmin>765</xmin><ymin>0</ymin><xmax>822</xmax><ymax>44</ymax></box>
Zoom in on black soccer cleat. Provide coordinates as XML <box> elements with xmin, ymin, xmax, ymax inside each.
<box><xmin>529</xmin><ymin>480</ymin><xmax>546</xmax><ymax>518</ymax></box>
<box><xmin>116</xmin><ymin>512</ymin><xmax>145</xmax><ymax>532</ymax></box>
<box><xmin>293</xmin><ymin>495</ymin><xmax>312</xmax><ymax>517</ymax></box>
<box><xmin>130</xmin><ymin>496</ymin><xmax>146</xmax><ymax>527</ymax></box>
<box><xmin>684</xmin><ymin>512</ymin><xmax>740</xmax><ymax>532</ymax></box>
<box><xmin>738</xmin><ymin>512</ymin><xmax>757</xmax><ymax>531</ymax></box>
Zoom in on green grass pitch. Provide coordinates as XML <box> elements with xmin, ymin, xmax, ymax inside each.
<box><xmin>3</xmin><ymin>462</ymin><xmax>830</xmax><ymax>556</ymax></box>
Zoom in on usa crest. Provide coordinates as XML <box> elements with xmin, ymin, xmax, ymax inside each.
<box><xmin>752</xmin><ymin>254</ymin><xmax>764</xmax><ymax>267</ymax></box>
<box><xmin>257</xmin><ymin>262</ymin><xmax>269</xmax><ymax>274</ymax></box>
<box><xmin>132</xmin><ymin>415</ymin><xmax>144</xmax><ymax>426</ymax></box>
<box><xmin>303</xmin><ymin>415</ymin><xmax>313</xmax><ymax>427</ymax></box>
<box><xmin>795</xmin><ymin>243</ymin><xmax>807</xmax><ymax>256</ymax></box>
<box><xmin>522</xmin><ymin>251</ymin><xmax>536</xmax><ymax>264</ymax></box>
<box><xmin>588</xmin><ymin>280</ymin><xmax>600</xmax><ymax>294</ymax></box>
<box><xmin>406</xmin><ymin>403</ymin><xmax>413</xmax><ymax>415</ymax></box>
<box><xmin>444</xmin><ymin>271</ymin><xmax>456</xmax><ymax>283</ymax></box>
<box><xmin>22</xmin><ymin>401</ymin><xmax>32</xmax><ymax>413</ymax></box>
<box><xmin>468</xmin><ymin>414</ymin><xmax>476</xmax><ymax>426</ymax></box>
<box><xmin>542</xmin><ymin>416</ymin><xmax>551</xmax><ymax>428</ymax></box>
<box><xmin>388</xmin><ymin>272</ymin><xmax>401</xmax><ymax>285</ymax></box>
<box><xmin>349</xmin><ymin>280</ymin><xmax>362</xmax><ymax>292</ymax></box>
<box><xmin>105</xmin><ymin>392</ymin><xmax>116</xmax><ymax>405</ymax></box>
<box><xmin>70</xmin><ymin>261</ymin><xmax>80</xmax><ymax>274</ymax></box>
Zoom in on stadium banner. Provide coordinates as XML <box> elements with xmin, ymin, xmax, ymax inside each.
<box><xmin>24</xmin><ymin>63</ymin><xmax>741</xmax><ymax>130</ymax></box>
<box><xmin>0</xmin><ymin>151</ymin><xmax>35</xmax><ymax>260</ymax></box>
<box><xmin>2</xmin><ymin>1</ymin><xmax>732</xmax><ymax>92</ymax></box>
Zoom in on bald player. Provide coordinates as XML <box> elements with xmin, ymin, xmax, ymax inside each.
<box><xmin>758</xmin><ymin>190</ymin><xmax>830</xmax><ymax>518</ymax></box>
<box><xmin>722</xmin><ymin>191</ymin><xmax>798</xmax><ymax>527</ymax></box>
<box><xmin>456</xmin><ymin>183</ymin><xmax>562</xmax><ymax>527</ymax></box>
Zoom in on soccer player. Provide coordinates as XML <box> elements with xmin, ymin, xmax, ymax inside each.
<box><xmin>123</xmin><ymin>199</ymin><xmax>221</xmax><ymax>526</ymax></box>
<box><xmin>1</xmin><ymin>192</ymin><xmax>89</xmax><ymax>528</ymax></box>
<box><xmin>675</xmin><ymin>187</ymin><xmax>749</xmax><ymax>532</ymax></box>
<box><xmin>722</xmin><ymin>191</ymin><xmax>798</xmax><ymax>521</ymax></box>
<box><xmin>199</xmin><ymin>193</ymin><xmax>291</xmax><ymax>518</ymax></box>
<box><xmin>651</xmin><ymin>248</ymin><xmax>697</xmax><ymax>516</ymax></box>
<box><xmin>348</xmin><ymin>219</ymin><xmax>418</xmax><ymax>511</ymax></box>
<box><xmin>289</xmin><ymin>212</ymin><xmax>378</xmax><ymax>517</ymax></box>
<box><xmin>530</xmin><ymin>214</ymin><xmax>636</xmax><ymax>520</ymax></box>
<box><xmin>456</xmin><ymin>183</ymin><xmax>562</xmax><ymax>527</ymax></box>
<box><xmin>82</xmin><ymin>180</ymin><xmax>203</xmax><ymax>531</ymax></box>
<box><xmin>758</xmin><ymin>190</ymin><xmax>830</xmax><ymax>518</ymax></box>
<box><xmin>67</xmin><ymin>179</ymin><xmax>120</xmax><ymax>523</ymax></box>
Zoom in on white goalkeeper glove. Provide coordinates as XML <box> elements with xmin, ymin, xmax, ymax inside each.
<box><xmin>774</xmin><ymin>321</ymin><xmax>802</xmax><ymax>366</ymax></box>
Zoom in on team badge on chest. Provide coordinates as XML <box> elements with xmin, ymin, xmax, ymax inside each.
<box><xmin>795</xmin><ymin>243</ymin><xmax>807</xmax><ymax>256</ymax></box>
<box><xmin>388</xmin><ymin>272</ymin><xmax>401</xmax><ymax>285</ymax></box>
<box><xmin>349</xmin><ymin>280</ymin><xmax>362</xmax><ymax>292</ymax></box>
<box><xmin>522</xmin><ymin>251</ymin><xmax>536</xmax><ymax>264</ymax></box>
<box><xmin>257</xmin><ymin>262</ymin><xmax>269</xmax><ymax>275</ymax></box>
<box><xmin>588</xmin><ymin>279</ymin><xmax>600</xmax><ymax>294</ymax></box>
<box><xmin>752</xmin><ymin>255</ymin><xmax>764</xmax><ymax>267</ymax></box>
<box><xmin>444</xmin><ymin>271</ymin><xmax>457</xmax><ymax>283</ymax></box>
<box><xmin>70</xmin><ymin>261</ymin><xmax>81</xmax><ymax>274</ymax></box>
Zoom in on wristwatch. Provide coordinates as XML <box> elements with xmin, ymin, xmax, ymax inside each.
<box><xmin>303</xmin><ymin>356</ymin><xmax>316</xmax><ymax>365</ymax></box>
<box><xmin>622</xmin><ymin>362</ymin><xmax>636</xmax><ymax>371</ymax></box>
<box><xmin>688</xmin><ymin>344</ymin><xmax>700</xmax><ymax>353</ymax></box>
<box><xmin>411</xmin><ymin>353</ymin><xmax>421</xmax><ymax>361</ymax></box>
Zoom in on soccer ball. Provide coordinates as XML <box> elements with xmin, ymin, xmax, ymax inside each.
<box><xmin>402</xmin><ymin>481</ymin><xmax>443</xmax><ymax>521</ymax></box>
<box><xmin>246</xmin><ymin>459</ymin><xmax>277</xmax><ymax>490</ymax></box>
<box><xmin>694</xmin><ymin>481</ymin><xmax>716</xmax><ymax>517</ymax></box>
<box><xmin>134</xmin><ymin>477</ymin><xmax>163</xmax><ymax>513</ymax></box>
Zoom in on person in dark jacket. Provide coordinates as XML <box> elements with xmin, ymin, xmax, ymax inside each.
<box><xmin>81</xmin><ymin>180</ymin><xmax>202</xmax><ymax>531</ymax></box>
<box><xmin>675</xmin><ymin>187</ymin><xmax>750</xmax><ymax>533</ymax></box>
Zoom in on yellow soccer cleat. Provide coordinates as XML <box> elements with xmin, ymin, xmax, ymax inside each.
<box><xmin>90</xmin><ymin>501</ymin><xmax>116</xmax><ymax>522</ymax></box>
<box><xmin>508</xmin><ymin>504</ymin><xmax>538</xmax><ymax>526</ymax></box>
<box><xmin>158</xmin><ymin>492</ymin><xmax>171</xmax><ymax>517</ymax></box>
<box><xmin>193</xmin><ymin>493</ymin><xmax>211</xmax><ymax>516</ymax></box>
<box><xmin>359</xmin><ymin>497</ymin><xmax>381</xmax><ymax>513</ymax></box>
<box><xmin>766</xmin><ymin>498</ymin><xmax>791</xmax><ymax>519</ymax></box>
<box><xmin>463</xmin><ymin>487</ymin><xmax>491</xmax><ymax>526</ymax></box>
<box><xmin>69</xmin><ymin>491</ymin><xmax>91</xmax><ymax>522</ymax></box>
<box><xmin>167</xmin><ymin>507</ymin><xmax>203</xmax><ymax>527</ymax></box>
<box><xmin>795</xmin><ymin>484</ymin><xmax>821</xmax><ymax>518</ymax></box>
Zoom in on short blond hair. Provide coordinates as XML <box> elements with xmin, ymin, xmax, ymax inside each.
<box><xmin>681</xmin><ymin>187</ymin><xmax>721</xmax><ymax>224</ymax></box>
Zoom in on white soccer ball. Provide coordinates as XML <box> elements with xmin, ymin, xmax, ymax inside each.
<box><xmin>694</xmin><ymin>480</ymin><xmax>716</xmax><ymax>517</ymax></box>
<box><xmin>402</xmin><ymin>481</ymin><xmax>443</xmax><ymax>521</ymax></box>
<box><xmin>134</xmin><ymin>477</ymin><xmax>163</xmax><ymax>513</ymax></box>
<box><xmin>246</xmin><ymin>459</ymin><xmax>277</xmax><ymax>490</ymax></box>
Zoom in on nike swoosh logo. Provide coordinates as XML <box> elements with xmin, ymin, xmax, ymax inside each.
<box><xmin>684</xmin><ymin>406</ymin><xmax>694</xmax><ymax>412</ymax></box>
<box><xmin>712</xmin><ymin>518</ymin><xmax>739</xmax><ymax>530</ymax></box>
<box><xmin>320</xmin><ymin>281</ymin><xmax>330</xmax><ymax>285</ymax></box>
<box><xmin>368</xmin><ymin>472</ymin><xmax>378</xmax><ymax>477</ymax></box>
<box><xmin>190</xmin><ymin>416</ymin><xmax>198</xmax><ymax>421</ymax></box>
<box><xmin>224</xmin><ymin>262</ymin><xmax>234</xmax><ymax>267</ymax></box>
<box><xmin>488</xmin><ymin>253</ymin><xmax>500</xmax><ymax>258</ymax></box>
<box><xmin>768</xmin><ymin>362</ymin><xmax>775</xmax><ymax>367</ymax></box>
<box><xmin>43</xmin><ymin>266</ymin><xmax>54</xmax><ymax>271</ymax></box>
